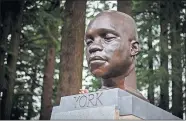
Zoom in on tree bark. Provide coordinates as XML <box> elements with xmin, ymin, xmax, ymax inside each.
<box><xmin>0</xmin><ymin>2</ymin><xmax>12</xmax><ymax>119</ymax></box>
<box><xmin>0</xmin><ymin>1</ymin><xmax>1</xmax><ymax>118</ymax></box>
<box><xmin>0</xmin><ymin>0</ymin><xmax>1</xmax><ymax>31</ymax></box>
<box><xmin>159</xmin><ymin>1</ymin><xmax>169</xmax><ymax>111</ymax></box>
<box><xmin>0</xmin><ymin>0</ymin><xmax>1</xmax><ymax>26</ymax></box>
<box><xmin>117</xmin><ymin>0</ymin><xmax>132</xmax><ymax>16</ymax></box>
<box><xmin>0</xmin><ymin>2</ymin><xmax>12</xmax><ymax>92</ymax></box>
<box><xmin>170</xmin><ymin>1</ymin><xmax>183</xmax><ymax>119</ymax></box>
<box><xmin>40</xmin><ymin>45</ymin><xmax>55</xmax><ymax>119</ymax></box>
<box><xmin>1</xmin><ymin>1</ymin><xmax>24</xmax><ymax>119</ymax></box>
<box><xmin>55</xmin><ymin>0</ymin><xmax>87</xmax><ymax>105</ymax></box>
<box><xmin>184</xmin><ymin>4</ymin><xmax>186</xmax><ymax>118</ymax></box>
<box><xmin>26</xmin><ymin>66</ymin><xmax>37</xmax><ymax>120</ymax></box>
<box><xmin>147</xmin><ymin>26</ymin><xmax>154</xmax><ymax>104</ymax></box>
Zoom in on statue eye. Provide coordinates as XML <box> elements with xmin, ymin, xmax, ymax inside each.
<box><xmin>86</xmin><ymin>39</ymin><xmax>93</xmax><ymax>46</ymax></box>
<box><xmin>104</xmin><ymin>33</ymin><xmax>117</xmax><ymax>42</ymax></box>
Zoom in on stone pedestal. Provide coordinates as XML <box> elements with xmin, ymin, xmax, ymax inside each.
<box><xmin>51</xmin><ymin>88</ymin><xmax>180</xmax><ymax>120</ymax></box>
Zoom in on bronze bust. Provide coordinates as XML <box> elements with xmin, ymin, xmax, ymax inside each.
<box><xmin>84</xmin><ymin>10</ymin><xmax>145</xmax><ymax>100</ymax></box>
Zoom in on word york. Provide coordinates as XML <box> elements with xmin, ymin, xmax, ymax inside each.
<box><xmin>74</xmin><ymin>92</ymin><xmax>103</xmax><ymax>108</ymax></box>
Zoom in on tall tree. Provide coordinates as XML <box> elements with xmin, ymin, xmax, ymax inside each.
<box><xmin>159</xmin><ymin>1</ymin><xmax>169</xmax><ymax>111</ymax></box>
<box><xmin>1</xmin><ymin>0</ymin><xmax>25</xmax><ymax>119</ymax></box>
<box><xmin>0</xmin><ymin>0</ymin><xmax>13</xmax><ymax>95</ymax></box>
<box><xmin>9</xmin><ymin>0</ymin><xmax>61</xmax><ymax>119</ymax></box>
<box><xmin>117</xmin><ymin>0</ymin><xmax>132</xmax><ymax>15</ymax></box>
<box><xmin>183</xmin><ymin>4</ymin><xmax>186</xmax><ymax>118</ymax></box>
<box><xmin>170</xmin><ymin>0</ymin><xmax>183</xmax><ymax>119</ymax></box>
<box><xmin>147</xmin><ymin>23</ymin><xmax>154</xmax><ymax>104</ymax></box>
<box><xmin>26</xmin><ymin>66</ymin><xmax>36</xmax><ymax>120</ymax></box>
<box><xmin>40</xmin><ymin>45</ymin><xmax>55</xmax><ymax>120</ymax></box>
<box><xmin>55</xmin><ymin>0</ymin><xmax>87</xmax><ymax>105</ymax></box>
<box><xmin>0</xmin><ymin>0</ymin><xmax>1</xmax><ymax>119</ymax></box>
<box><xmin>39</xmin><ymin>8</ymin><xmax>60</xmax><ymax>117</ymax></box>
<box><xmin>0</xmin><ymin>0</ymin><xmax>1</xmax><ymax>28</ymax></box>
<box><xmin>0</xmin><ymin>1</ymin><xmax>12</xmax><ymax>118</ymax></box>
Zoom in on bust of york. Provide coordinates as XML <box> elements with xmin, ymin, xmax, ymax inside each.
<box><xmin>84</xmin><ymin>10</ymin><xmax>145</xmax><ymax>100</ymax></box>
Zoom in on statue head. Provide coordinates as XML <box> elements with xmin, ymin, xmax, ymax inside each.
<box><xmin>85</xmin><ymin>10</ymin><xmax>139</xmax><ymax>80</ymax></box>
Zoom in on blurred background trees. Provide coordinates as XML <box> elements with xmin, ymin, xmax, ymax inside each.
<box><xmin>0</xmin><ymin>0</ymin><xmax>185</xmax><ymax>120</ymax></box>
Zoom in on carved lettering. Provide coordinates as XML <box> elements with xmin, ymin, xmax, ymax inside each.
<box><xmin>87</xmin><ymin>94</ymin><xmax>95</xmax><ymax>107</ymax></box>
<box><xmin>79</xmin><ymin>95</ymin><xmax>87</xmax><ymax>107</ymax></box>
<box><xmin>74</xmin><ymin>92</ymin><xmax>103</xmax><ymax>108</ymax></box>
<box><xmin>74</xmin><ymin>96</ymin><xmax>80</xmax><ymax>108</ymax></box>
<box><xmin>96</xmin><ymin>92</ymin><xmax>103</xmax><ymax>105</ymax></box>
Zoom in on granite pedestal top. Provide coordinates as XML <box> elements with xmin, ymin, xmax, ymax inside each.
<box><xmin>51</xmin><ymin>88</ymin><xmax>180</xmax><ymax>120</ymax></box>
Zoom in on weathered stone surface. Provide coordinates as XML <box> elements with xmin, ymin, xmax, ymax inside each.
<box><xmin>119</xmin><ymin>95</ymin><xmax>179</xmax><ymax>119</ymax></box>
<box><xmin>52</xmin><ymin>105</ymin><xmax>117</xmax><ymax>119</ymax></box>
<box><xmin>51</xmin><ymin>88</ymin><xmax>180</xmax><ymax>120</ymax></box>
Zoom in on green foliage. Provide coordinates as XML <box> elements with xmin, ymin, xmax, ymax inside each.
<box><xmin>10</xmin><ymin>0</ymin><xmax>62</xmax><ymax>119</ymax></box>
<box><xmin>88</xmin><ymin>78</ymin><xmax>102</xmax><ymax>92</ymax></box>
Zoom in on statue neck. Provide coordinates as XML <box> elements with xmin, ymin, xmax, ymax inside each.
<box><xmin>101</xmin><ymin>62</ymin><xmax>137</xmax><ymax>90</ymax></box>
<box><xmin>125</xmin><ymin>65</ymin><xmax>137</xmax><ymax>90</ymax></box>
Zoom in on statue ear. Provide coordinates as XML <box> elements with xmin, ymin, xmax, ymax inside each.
<box><xmin>130</xmin><ymin>40</ymin><xmax>139</xmax><ymax>56</ymax></box>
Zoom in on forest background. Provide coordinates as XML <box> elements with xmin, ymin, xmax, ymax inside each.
<box><xmin>0</xmin><ymin>0</ymin><xmax>186</xmax><ymax>120</ymax></box>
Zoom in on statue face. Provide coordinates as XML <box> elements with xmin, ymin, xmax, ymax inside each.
<box><xmin>85</xmin><ymin>14</ymin><xmax>137</xmax><ymax>79</ymax></box>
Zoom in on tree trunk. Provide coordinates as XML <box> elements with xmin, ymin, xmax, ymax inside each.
<box><xmin>26</xmin><ymin>66</ymin><xmax>37</xmax><ymax>120</ymax></box>
<box><xmin>170</xmin><ymin>1</ymin><xmax>183</xmax><ymax>119</ymax></box>
<box><xmin>0</xmin><ymin>0</ymin><xmax>1</xmax><ymax>26</ymax></box>
<box><xmin>40</xmin><ymin>45</ymin><xmax>55</xmax><ymax>119</ymax></box>
<box><xmin>184</xmin><ymin>4</ymin><xmax>186</xmax><ymax>119</ymax></box>
<box><xmin>26</xmin><ymin>81</ymin><xmax>34</xmax><ymax>120</ymax></box>
<box><xmin>26</xmin><ymin>91</ymin><xmax>34</xmax><ymax>120</ymax></box>
<box><xmin>1</xmin><ymin>1</ymin><xmax>24</xmax><ymax>119</ymax></box>
<box><xmin>0</xmin><ymin>0</ymin><xmax>3</xmax><ymax>120</ymax></box>
<box><xmin>0</xmin><ymin>10</ymin><xmax>11</xmax><ymax>92</ymax></box>
<box><xmin>55</xmin><ymin>0</ymin><xmax>87</xmax><ymax>105</ymax></box>
<box><xmin>0</xmin><ymin>3</ymin><xmax>12</xmax><ymax>119</ymax></box>
<box><xmin>0</xmin><ymin>0</ymin><xmax>13</xmax><ymax>92</ymax></box>
<box><xmin>117</xmin><ymin>0</ymin><xmax>132</xmax><ymax>16</ymax></box>
<box><xmin>159</xmin><ymin>1</ymin><xmax>169</xmax><ymax>111</ymax></box>
<box><xmin>147</xmin><ymin>26</ymin><xmax>154</xmax><ymax>104</ymax></box>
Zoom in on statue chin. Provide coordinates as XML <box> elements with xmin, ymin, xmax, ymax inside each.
<box><xmin>91</xmin><ymin>69</ymin><xmax>115</xmax><ymax>79</ymax></box>
<box><xmin>91</xmin><ymin>69</ymin><xmax>106</xmax><ymax>78</ymax></box>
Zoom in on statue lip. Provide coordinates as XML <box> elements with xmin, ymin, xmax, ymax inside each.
<box><xmin>88</xmin><ymin>56</ymin><xmax>106</xmax><ymax>64</ymax></box>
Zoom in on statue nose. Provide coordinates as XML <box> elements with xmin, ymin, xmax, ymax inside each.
<box><xmin>89</xmin><ymin>44</ymin><xmax>103</xmax><ymax>54</ymax></box>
